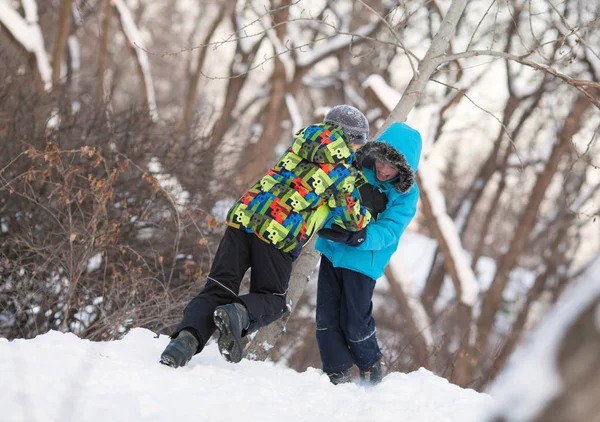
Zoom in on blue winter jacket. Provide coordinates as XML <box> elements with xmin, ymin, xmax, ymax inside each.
<box><xmin>315</xmin><ymin>122</ymin><xmax>422</xmax><ymax>280</ymax></box>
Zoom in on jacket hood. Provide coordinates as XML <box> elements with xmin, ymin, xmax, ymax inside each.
<box><xmin>355</xmin><ymin>122</ymin><xmax>422</xmax><ymax>193</ymax></box>
<box><xmin>291</xmin><ymin>123</ymin><xmax>354</xmax><ymax>164</ymax></box>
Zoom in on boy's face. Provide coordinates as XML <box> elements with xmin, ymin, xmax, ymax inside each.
<box><xmin>375</xmin><ymin>160</ymin><xmax>399</xmax><ymax>181</ymax></box>
<box><xmin>352</xmin><ymin>143</ymin><xmax>364</xmax><ymax>152</ymax></box>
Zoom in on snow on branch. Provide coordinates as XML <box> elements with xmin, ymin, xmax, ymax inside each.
<box><xmin>233</xmin><ymin>15</ymin><xmax>266</xmax><ymax>56</ymax></box>
<box><xmin>362</xmin><ymin>74</ymin><xmax>401</xmax><ymax>113</ymax></box>
<box><xmin>285</xmin><ymin>94</ymin><xmax>302</xmax><ymax>134</ymax></box>
<box><xmin>418</xmin><ymin>161</ymin><xmax>479</xmax><ymax>306</ymax></box>
<box><xmin>113</xmin><ymin>0</ymin><xmax>158</xmax><ymax>121</ymax></box>
<box><xmin>296</xmin><ymin>19</ymin><xmax>380</xmax><ymax>68</ymax></box>
<box><xmin>584</xmin><ymin>47</ymin><xmax>600</xmax><ymax>82</ymax></box>
<box><xmin>0</xmin><ymin>0</ymin><xmax>52</xmax><ymax>91</ymax></box>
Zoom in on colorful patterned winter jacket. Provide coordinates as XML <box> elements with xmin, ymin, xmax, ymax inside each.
<box><xmin>316</xmin><ymin>122</ymin><xmax>422</xmax><ymax>280</ymax></box>
<box><xmin>226</xmin><ymin>123</ymin><xmax>372</xmax><ymax>253</ymax></box>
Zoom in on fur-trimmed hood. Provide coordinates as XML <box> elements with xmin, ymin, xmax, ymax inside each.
<box><xmin>355</xmin><ymin>122</ymin><xmax>422</xmax><ymax>193</ymax></box>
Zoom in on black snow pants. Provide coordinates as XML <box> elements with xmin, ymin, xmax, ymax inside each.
<box><xmin>174</xmin><ymin>226</ymin><xmax>295</xmax><ymax>351</ymax></box>
<box><xmin>316</xmin><ymin>256</ymin><xmax>382</xmax><ymax>373</ymax></box>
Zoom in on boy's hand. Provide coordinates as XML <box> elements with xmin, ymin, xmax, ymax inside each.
<box><xmin>317</xmin><ymin>225</ymin><xmax>366</xmax><ymax>246</ymax></box>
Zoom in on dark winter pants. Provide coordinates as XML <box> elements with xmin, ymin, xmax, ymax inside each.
<box><xmin>316</xmin><ymin>256</ymin><xmax>382</xmax><ymax>373</ymax></box>
<box><xmin>174</xmin><ymin>227</ymin><xmax>294</xmax><ymax>351</ymax></box>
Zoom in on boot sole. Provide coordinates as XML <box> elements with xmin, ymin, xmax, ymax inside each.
<box><xmin>213</xmin><ymin>308</ymin><xmax>244</xmax><ymax>363</ymax></box>
<box><xmin>160</xmin><ymin>354</ymin><xmax>178</xmax><ymax>368</ymax></box>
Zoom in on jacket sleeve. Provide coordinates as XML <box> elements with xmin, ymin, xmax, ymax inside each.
<box><xmin>355</xmin><ymin>186</ymin><xmax>418</xmax><ymax>251</ymax></box>
<box><xmin>323</xmin><ymin>170</ymin><xmax>372</xmax><ymax>231</ymax></box>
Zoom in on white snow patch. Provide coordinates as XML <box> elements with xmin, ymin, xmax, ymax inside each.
<box><xmin>0</xmin><ymin>328</ymin><xmax>495</xmax><ymax>421</ymax></box>
<box><xmin>86</xmin><ymin>253</ymin><xmax>103</xmax><ymax>273</ymax></box>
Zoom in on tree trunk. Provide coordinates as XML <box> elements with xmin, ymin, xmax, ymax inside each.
<box><xmin>52</xmin><ymin>0</ymin><xmax>73</xmax><ymax>89</ymax></box>
<box><xmin>245</xmin><ymin>238</ymin><xmax>320</xmax><ymax>360</ymax></box>
<box><xmin>374</xmin><ymin>0</ymin><xmax>469</xmax><ymax>136</ymax></box>
<box><xmin>485</xmin><ymin>268</ymin><xmax>547</xmax><ymax>385</ymax></box>
<box><xmin>113</xmin><ymin>0</ymin><xmax>158</xmax><ymax>121</ymax></box>
<box><xmin>421</xmin><ymin>251</ymin><xmax>445</xmax><ymax>318</ymax></box>
<box><xmin>385</xmin><ymin>266</ymin><xmax>430</xmax><ymax>368</ymax></box>
<box><xmin>97</xmin><ymin>0</ymin><xmax>112</xmax><ymax>106</ymax></box>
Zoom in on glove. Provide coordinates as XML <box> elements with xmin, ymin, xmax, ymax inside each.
<box><xmin>317</xmin><ymin>224</ymin><xmax>366</xmax><ymax>247</ymax></box>
<box><xmin>358</xmin><ymin>183</ymin><xmax>388</xmax><ymax>219</ymax></box>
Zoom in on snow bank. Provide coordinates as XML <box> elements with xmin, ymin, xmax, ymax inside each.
<box><xmin>2</xmin><ymin>328</ymin><xmax>494</xmax><ymax>422</ymax></box>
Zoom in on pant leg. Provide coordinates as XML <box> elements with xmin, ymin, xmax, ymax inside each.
<box><xmin>339</xmin><ymin>268</ymin><xmax>381</xmax><ymax>369</ymax></box>
<box><xmin>238</xmin><ymin>234</ymin><xmax>293</xmax><ymax>333</ymax></box>
<box><xmin>174</xmin><ymin>227</ymin><xmax>250</xmax><ymax>349</ymax></box>
<box><xmin>315</xmin><ymin>256</ymin><xmax>354</xmax><ymax>373</ymax></box>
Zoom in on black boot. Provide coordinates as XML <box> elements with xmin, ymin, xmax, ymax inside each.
<box><xmin>213</xmin><ymin>303</ymin><xmax>249</xmax><ymax>363</ymax></box>
<box><xmin>359</xmin><ymin>359</ymin><xmax>383</xmax><ymax>385</ymax></box>
<box><xmin>327</xmin><ymin>368</ymin><xmax>352</xmax><ymax>385</ymax></box>
<box><xmin>160</xmin><ymin>329</ymin><xmax>199</xmax><ymax>368</ymax></box>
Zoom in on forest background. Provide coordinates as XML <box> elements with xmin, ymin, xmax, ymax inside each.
<box><xmin>1</xmin><ymin>0</ymin><xmax>599</xmax><ymax>395</ymax></box>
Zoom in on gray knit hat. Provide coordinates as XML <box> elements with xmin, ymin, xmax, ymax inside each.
<box><xmin>323</xmin><ymin>105</ymin><xmax>369</xmax><ymax>144</ymax></box>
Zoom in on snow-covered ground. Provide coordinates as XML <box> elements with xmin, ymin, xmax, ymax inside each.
<box><xmin>2</xmin><ymin>328</ymin><xmax>494</xmax><ymax>422</ymax></box>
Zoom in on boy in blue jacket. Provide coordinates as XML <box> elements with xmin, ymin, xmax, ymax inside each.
<box><xmin>315</xmin><ymin>122</ymin><xmax>422</xmax><ymax>385</ymax></box>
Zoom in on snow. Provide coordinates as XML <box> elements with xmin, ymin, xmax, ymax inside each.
<box><xmin>45</xmin><ymin>108</ymin><xmax>60</xmax><ymax>130</ymax></box>
<box><xmin>86</xmin><ymin>252</ymin><xmax>103</xmax><ymax>273</ymax></box>
<box><xmin>386</xmin><ymin>261</ymin><xmax>433</xmax><ymax>346</ymax></box>
<box><xmin>453</xmin><ymin>197</ymin><xmax>474</xmax><ymax>234</ymax></box>
<box><xmin>362</xmin><ymin>74</ymin><xmax>402</xmax><ymax>112</ymax></box>
<box><xmin>390</xmin><ymin>229</ymin><xmax>538</xmax><ymax>327</ymax></box>
<box><xmin>343</xmin><ymin>83</ymin><xmax>368</xmax><ymax>110</ymax></box>
<box><xmin>1</xmin><ymin>328</ymin><xmax>494</xmax><ymax>422</ymax></box>
<box><xmin>486</xmin><ymin>278</ymin><xmax>600</xmax><ymax>421</ymax></box>
<box><xmin>296</xmin><ymin>20</ymin><xmax>380</xmax><ymax>68</ymax></box>
<box><xmin>418</xmin><ymin>160</ymin><xmax>479</xmax><ymax>306</ymax></box>
<box><xmin>0</xmin><ymin>0</ymin><xmax>52</xmax><ymax>91</ymax></box>
<box><xmin>211</xmin><ymin>198</ymin><xmax>236</xmax><ymax>222</ymax></box>
<box><xmin>586</xmin><ymin>48</ymin><xmax>600</xmax><ymax>82</ymax></box>
<box><xmin>234</xmin><ymin>15</ymin><xmax>261</xmax><ymax>55</ymax></box>
<box><xmin>0</xmin><ymin>2</ymin><xmax>35</xmax><ymax>50</ymax></box>
<box><xmin>391</xmin><ymin>231</ymin><xmax>439</xmax><ymax>289</ymax></box>
<box><xmin>21</xmin><ymin>0</ymin><xmax>37</xmax><ymax>19</ymax></box>
<box><xmin>285</xmin><ymin>93</ymin><xmax>303</xmax><ymax>134</ymax></box>
<box><xmin>147</xmin><ymin>157</ymin><xmax>189</xmax><ymax>209</ymax></box>
<box><xmin>68</xmin><ymin>35</ymin><xmax>81</xmax><ymax>72</ymax></box>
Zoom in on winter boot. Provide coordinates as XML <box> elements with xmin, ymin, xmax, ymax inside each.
<box><xmin>326</xmin><ymin>368</ymin><xmax>352</xmax><ymax>385</ymax></box>
<box><xmin>160</xmin><ymin>329</ymin><xmax>199</xmax><ymax>368</ymax></box>
<box><xmin>213</xmin><ymin>302</ymin><xmax>249</xmax><ymax>363</ymax></box>
<box><xmin>359</xmin><ymin>359</ymin><xmax>383</xmax><ymax>385</ymax></box>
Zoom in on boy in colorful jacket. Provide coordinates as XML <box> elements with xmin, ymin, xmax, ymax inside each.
<box><xmin>160</xmin><ymin>105</ymin><xmax>373</xmax><ymax>368</ymax></box>
<box><xmin>315</xmin><ymin>122</ymin><xmax>422</xmax><ymax>385</ymax></box>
